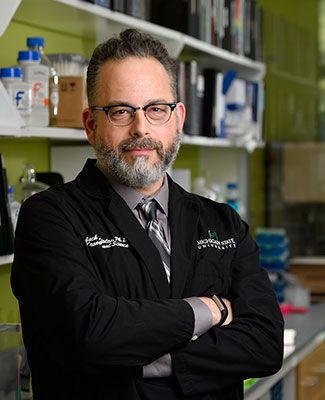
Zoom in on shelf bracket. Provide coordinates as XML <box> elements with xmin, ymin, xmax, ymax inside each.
<box><xmin>0</xmin><ymin>0</ymin><xmax>22</xmax><ymax>36</ymax></box>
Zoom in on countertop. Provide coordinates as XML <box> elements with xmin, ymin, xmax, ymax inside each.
<box><xmin>290</xmin><ymin>257</ymin><xmax>325</xmax><ymax>265</ymax></box>
<box><xmin>244</xmin><ymin>303</ymin><xmax>325</xmax><ymax>400</ymax></box>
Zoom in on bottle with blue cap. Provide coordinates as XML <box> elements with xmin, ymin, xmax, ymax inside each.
<box><xmin>0</xmin><ymin>67</ymin><xmax>32</xmax><ymax>125</ymax></box>
<box><xmin>17</xmin><ymin>50</ymin><xmax>49</xmax><ymax>126</ymax></box>
<box><xmin>27</xmin><ymin>37</ymin><xmax>59</xmax><ymax>126</ymax></box>
<box><xmin>225</xmin><ymin>182</ymin><xmax>246</xmax><ymax>219</ymax></box>
<box><xmin>226</xmin><ymin>182</ymin><xmax>239</xmax><ymax>212</ymax></box>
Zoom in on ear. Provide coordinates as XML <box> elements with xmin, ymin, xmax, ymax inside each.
<box><xmin>82</xmin><ymin>108</ymin><xmax>96</xmax><ymax>145</ymax></box>
<box><xmin>176</xmin><ymin>102</ymin><xmax>186</xmax><ymax>133</ymax></box>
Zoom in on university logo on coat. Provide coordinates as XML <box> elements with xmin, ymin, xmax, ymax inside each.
<box><xmin>197</xmin><ymin>230</ymin><xmax>236</xmax><ymax>250</ymax></box>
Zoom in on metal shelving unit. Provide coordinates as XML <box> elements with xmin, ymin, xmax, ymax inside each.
<box><xmin>0</xmin><ymin>0</ymin><xmax>267</xmax><ymax>245</ymax></box>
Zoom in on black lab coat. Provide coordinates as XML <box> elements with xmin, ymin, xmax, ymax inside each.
<box><xmin>11</xmin><ymin>159</ymin><xmax>284</xmax><ymax>400</ymax></box>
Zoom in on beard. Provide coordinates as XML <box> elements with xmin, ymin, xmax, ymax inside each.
<box><xmin>93</xmin><ymin>131</ymin><xmax>182</xmax><ymax>189</ymax></box>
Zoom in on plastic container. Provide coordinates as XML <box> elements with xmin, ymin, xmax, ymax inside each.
<box><xmin>258</xmin><ymin>240</ymin><xmax>289</xmax><ymax>257</ymax></box>
<box><xmin>255</xmin><ymin>228</ymin><xmax>287</xmax><ymax>245</ymax></box>
<box><xmin>284</xmin><ymin>286</ymin><xmax>310</xmax><ymax>308</ymax></box>
<box><xmin>256</xmin><ymin>228</ymin><xmax>290</xmax><ymax>272</ymax></box>
<box><xmin>27</xmin><ymin>37</ymin><xmax>59</xmax><ymax>126</ymax></box>
<box><xmin>19</xmin><ymin>164</ymin><xmax>49</xmax><ymax>202</ymax></box>
<box><xmin>192</xmin><ymin>177</ymin><xmax>217</xmax><ymax>201</ymax></box>
<box><xmin>260</xmin><ymin>254</ymin><xmax>288</xmax><ymax>271</ymax></box>
<box><xmin>208</xmin><ymin>182</ymin><xmax>223</xmax><ymax>202</ymax></box>
<box><xmin>46</xmin><ymin>53</ymin><xmax>88</xmax><ymax>77</ymax></box>
<box><xmin>0</xmin><ymin>67</ymin><xmax>32</xmax><ymax>125</ymax></box>
<box><xmin>17</xmin><ymin>50</ymin><xmax>49</xmax><ymax>126</ymax></box>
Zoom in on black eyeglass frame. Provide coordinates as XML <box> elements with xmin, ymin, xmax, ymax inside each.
<box><xmin>90</xmin><ymin>102</ymin><xmax>177</xmax><ymax>126</ymax></box>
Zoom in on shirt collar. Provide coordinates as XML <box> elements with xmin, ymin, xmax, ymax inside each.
<box><xmin>96</xmin><ymin>163</ymin><xmax>169</xmax><ymax>216</ymax></box>
<box><xmin>145</xmin><ymin>177</ymin><xmax>169</xmax><ymax>217</ymax></box>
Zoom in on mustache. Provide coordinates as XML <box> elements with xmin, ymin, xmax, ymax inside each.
<box><xmin>119</xmin><ymin>137</ymin><xmax>164</xmax><ymax>155</ymax></box>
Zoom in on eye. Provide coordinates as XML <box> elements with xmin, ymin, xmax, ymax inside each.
<box><xmin>147</xmin><ymin>104</ymin><xmax>168</xmax><ymax>119</ymax></box>
<box><xmin>109</xmin><ymin>106</ymin><xmax>133</xmax><ymax>119</ymax></box>
<box><xmin>149</xmin><ymin>105</ymin><xmax>164</xmax><ymax>112</ymax></box>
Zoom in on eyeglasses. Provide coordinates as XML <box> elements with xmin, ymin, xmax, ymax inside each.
<box><xmin>91</xmin><ymin>102</ymin><xmax>177</xmax><ymax>127</ymax></box>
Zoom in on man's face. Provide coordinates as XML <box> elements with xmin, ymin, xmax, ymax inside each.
<box><xmin>83</xmin><ymin>56</ymin><xmax>185</xmax><ymax>192</ymax></box>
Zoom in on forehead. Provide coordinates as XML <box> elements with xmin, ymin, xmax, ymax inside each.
<box><xmin>96</xmin><ymin>56</ymin><xmax>173</xmax><ymax>102</ymax></box>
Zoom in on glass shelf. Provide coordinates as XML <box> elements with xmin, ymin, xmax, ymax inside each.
<box><xmin>0</xmin><ymin>254</ymin><xmax>14</xmax><ymax>266</ymax></box>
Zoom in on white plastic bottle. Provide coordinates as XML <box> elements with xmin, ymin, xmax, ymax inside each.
<box><xmin>7</xmin><ymin>185</ymin><xmax>21</xmax><ymax>232</ymax></box>
<box><xmin>17</xmin><ymin>50</ymin><xmax>49</xmax><ymax>126</ymax></box>
<box><xmin>27</xmin><ymin>37</ymin><xmax>59</xmax><ymax>126</ymax></box>
<box><xmin>0</xmin><ymin>67</ymin><xmax>32</xmax><ymax>125</ymax></box>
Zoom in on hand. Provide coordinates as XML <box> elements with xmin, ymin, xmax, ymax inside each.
<box><xmin>199</xmin><ymin>296</ymin><xmax>233</xmax><ymax>326</ymax></box>
<box><xmin>222</xmin><ymin>298</ymin><xmax>233</xmax><ymax>325</ymax></box>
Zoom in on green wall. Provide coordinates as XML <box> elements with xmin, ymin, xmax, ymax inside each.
<box><xmin>0</xmin><ymin>19</ymin><xmax>95</xmax><ymax>66</ymax></box>
<box><xmin>0</xmin><ymin>139</ymin><xmax>49</xmax><ymax>192</ymax></box>
<box><xmin>259</xmin><ymin>0</ymin><xmax>318</xmax><ymax>35</ymax></box>
<box><xmin>250</xmin><ymin>148</ymin><xmax>265</xmax><ymax>229</ymax></box>
<box><xmin>250</xmin><ymin>0</ymin><xmax>319</xmax><ymax>228</ymax></box>
<box><xmin>0</xmin><ymin>138</ymin><xmax>50</xmax><ymax>323</ymax></box>
<box><xmin>0</xmin><ymin>264</ymin><xmax>19</xmax><ymax>323</ymax></box>
<box><xmin>257</xmin><ymin>0</ymin><xmax>319</xmax><ymax>142</ymax></box>
<box><xmin>173</xmin><ymin>145</ymin><xmax>200</xmax><ymax>179</ymax></box>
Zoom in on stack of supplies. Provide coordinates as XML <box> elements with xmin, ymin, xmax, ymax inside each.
<box><xmin>256</xmin><ymin>228</ymin><xmax>289</xmax><ymax>302</ymax></box>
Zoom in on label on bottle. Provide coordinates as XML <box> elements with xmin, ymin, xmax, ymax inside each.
<box><xmin>5</xmin><ymin>82</ymin><xmax>32</xmax><ymax>124</ymax></box>
<box><xmin>50</xmin><ymin>88</ymin><xmax>59</xmax><ymax>107</ymax></box>
<box><xmin>9</xmin><ymin>88</ymin><xmax>32</xmax><ymax>114</ymax></box>
<box><xmin>32</xmin><ymin>80</ymin><xmax>49</xmax><ymax>107</ymax></box>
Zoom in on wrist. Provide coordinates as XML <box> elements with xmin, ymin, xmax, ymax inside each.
<box><xmin>210</xmin><ymin>295</ymin><xmax>228</xmax><ymax>326</ymax></box>
<box><xmin>198</xmin><ymin>296</ymin><xmax>227</xmax><ymax>326</ymax></box>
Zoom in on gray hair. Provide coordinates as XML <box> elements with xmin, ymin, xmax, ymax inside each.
<box><xmin>87</xmin><ymin>29</ymin><xmax>177</xmax><ymax>106</ymax></box>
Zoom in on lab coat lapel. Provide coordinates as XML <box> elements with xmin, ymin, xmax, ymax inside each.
<box><xmin>108</xmin><ymin>194</ymin><xmax>170</xmax><ymax>298</ymax></box>
<box><xmin>168</xmin><ymin>180</ymin><xmax>199</xmax><ymax>298</ymax></box>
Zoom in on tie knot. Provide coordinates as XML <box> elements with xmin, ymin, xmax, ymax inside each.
<box><xmin>140</xmin><ymin>199</ymin><xmax>157</xmax><ymax>221</ymax></box>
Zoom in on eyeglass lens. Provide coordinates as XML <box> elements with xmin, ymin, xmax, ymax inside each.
<box><xmin>107</xmin><ymin>104</ymin><xmax>172</xmax><ymax>126</ymax></box>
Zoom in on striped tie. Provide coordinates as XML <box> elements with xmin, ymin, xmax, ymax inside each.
<box><xmin>139</xmin><ymin>200</ymin><xmax>170</xmax><ymax>283</ymax></box>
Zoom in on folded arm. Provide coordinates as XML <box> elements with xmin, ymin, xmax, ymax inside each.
<box><xmin>170</xmin><ymin>219</ymin><xmax>284</xmax><ymax>396</ymax></box>
<box><xmin>11</xmin><ymin>195</ymin><xmax>196</xmax><ymax>373</ymax></box>
<box><xmin>143</xmin><ymin>296</ymin><xmax>233</xmax><ymax>377</ymax></box>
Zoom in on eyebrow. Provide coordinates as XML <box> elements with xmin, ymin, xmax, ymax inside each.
<box><xmin>104</xmin><ymin>98</ymin><xmax>172</xmax><ymax>106</ymax></box>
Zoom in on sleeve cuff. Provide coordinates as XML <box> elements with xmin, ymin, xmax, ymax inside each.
<box><xmin>143</xmin><ymin>353</ymin><xmax>172</xmax><ymax>378</ymax></box>
<box><xmin>184</xmin><ymin>297</ymin><xmax>213</xmax><ymax>341</ymax></box>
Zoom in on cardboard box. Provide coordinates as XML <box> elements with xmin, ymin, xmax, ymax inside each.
<box><xmin>282</xmin><ymin>143</ymin><xmax>325</xmax><ymax>203</ymax></box>
<box><xmin>57</xmin><ymin>76</ymin><xmax>87</xmax><ymax>128</ymax></box>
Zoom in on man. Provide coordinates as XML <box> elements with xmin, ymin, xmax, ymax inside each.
<box><xmin>11</xmin><ymin>29</ymin><xmax>283</xmax><ymax>400</ymax></box>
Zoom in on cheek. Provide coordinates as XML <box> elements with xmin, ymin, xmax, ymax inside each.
<box><xmin>95</xmin><ymin>123</ymin><xmax>124</xmax><ymax>148</ymax></box>
<box><xmin>162</xmin><ymin>124</ymin><xmax>179</xmax><ymax>147</ymax></box>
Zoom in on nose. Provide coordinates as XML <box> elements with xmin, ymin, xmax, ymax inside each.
<box><xmin>129</xmin><ymin>109</ymin><xmax>150</xmax><ymax>138</ymax></box>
